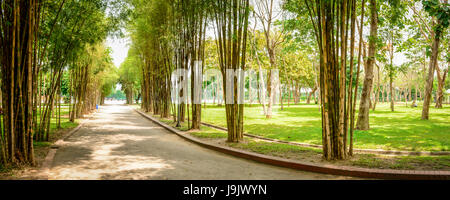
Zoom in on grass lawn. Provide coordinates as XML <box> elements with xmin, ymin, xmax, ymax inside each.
<box><xmin>190</xmin><ymin>125</ymin><xmax>450</xmax><ymax>171</ymax></box>
<box><xmin>0</xmin><ymin>105</ymin><xmax>78</xmax><ymax>173</ymax></box>
<box><xmin>200</xmin><ymin>102</ymin><xmax>450</xmax><ymax>152</ymax></box>
<box><xmin>138</xmin><ymin>106</ymin><xmax>450</xmax><ymax>170</ymax></box>
<box><xmin>1</xmin><ymin>105</ymin><xmax>78</xmax><ymax>140</ymax></box>
<box><xmin>33</xmin><ymin>106</ymin><xmax>79</xmax><ymax>140</ymax></box>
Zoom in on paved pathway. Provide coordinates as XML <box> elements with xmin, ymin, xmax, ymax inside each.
<box><xmin>48</xmin><ymin>105</ymin><xmax>354</xmax><ymax>180</ymax></box>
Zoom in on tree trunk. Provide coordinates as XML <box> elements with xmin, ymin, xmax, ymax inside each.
<box><xmin>373</xmin><ymin>82</ymin><xmax>379</xmax><ymax>111</ymax></box>
<box><xmin>0</xmin><ymin>0</ymin><xmax>37</xmax><ymax>166</ymax></box>
<box><xmin>307</xmin><ymin>86</ymin><xmax>318</xmax><ymax>104</ymax></box>
<box><xmin>404</xmin><ymin>88</ymin><xmax>408</xmax><ymax>107</ymax></box>
<box><xmin>266</xmin><ymin>70</ymin><xmax>274</xmax><ymax>119</ymax></box>
<box><xmin>258</xmin><ymin>66</ymin><xmax>267</xmax><ymax>115</ymax></box>
<box><xmin>213</xmin><ymin>0</ymin><xmax>249</xmax><ymax>142</ymax></box>
<box><xmin>356</xmin><ymin>1</ymin><xmax>377</xmax><ymax>130</ymax></box>
<box><xmin>408</xmin><ymin>86</ymin><xmax>412</xmax><ymax>102</ymax></box>
<box><xmin>390</xmin><ymin>78</ymin><xmax>394</xmax><ymax>112</ymax></box>
<box><xmin>280</xmin><ymin>84</ymin><xmax>284</xmax><ymax>111</ymax></box>
<box><xmin>422</xmin><ymin>22</ymin><xmax>441</xmax><ymax>120</ymax></box>
<box><xmin>412</xmin><ymin>83</ymin><xmax>418</xmax><ymax>106</ymax></box>
<box><xmin>435</xmin><ymin>68</ymin><xmax>447</xmax><ymax>108</ymax></box>
<box><xmin>309</xmin><ymin>0</ymin><xmax>361</xmax><ymax>160</ymax></box>
<box><xmin>294</xmin><ymin>83</ymin><xmax>300</xmax><ymax>104</ymax></box>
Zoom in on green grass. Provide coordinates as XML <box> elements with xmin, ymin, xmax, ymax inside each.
<box><xmin>35</xmin><ymin>106</ymin><xmax>79</xmax><ymax>135</ymax></box>
<box><xmin>0</xmin><ymin>106</ymin><xmax>77</xmax><ymax>137</ymax></box>
<box><xmin>186</xmin><ymin>125</ymin><xmax>450</xmax><ymax>170</ymax></box>
<box><xmin>396</xmin><ymin>155</ymin><xmax>450</xmax><ymax>170</ymax></box>
<box><xmin>350</xmin><ymin>154</ymin><xmax>450</xmax><ymax>170</ymax></box>
<box><xmin>33</xmin><ymin>141</ymin><xmax>53</xmax><ymax>147</ymax></box>
<box><xmin>0</xmin><ymin>105</ymin><xmax>78</xmax><ymax>173</ymax></box>
<box><xmin>139</xmin><ymin>104</ymin><xmax>450</xmax><ymax>170</ymax></box>
<box><xmin>146</xmin><ymin>113</ymin><xmax>191</xmax><ymax>131</ymax></box>
<box><xmin>0</xmin><ymin>163</ymin><xmax>13</xmax><ymax>174</ymax></box>
<box><xmin>200</xmin><ymin>102</ymin><xmax>450</xmax><ymax>152</ymax></box>
<box><xmin>190</xmin><ymin>126</ymin><xmax>228</xmax><ymax>139</ymax></box>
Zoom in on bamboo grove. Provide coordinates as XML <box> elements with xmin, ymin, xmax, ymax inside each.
<box><xmin>1</xmin><ymin>0</ymin><xmax>449</xmax><ymax>167</ymax></box>
<box><xmin>304</xmin><ymin>0</ymin><xmax>448</xmax><ymax>159</ymax></box>
<box><xmin>0</xmin><ymin>0</ymin><xmax>123</xmax><ymax>166</ymax></box>
<box><xmin>305</xmin><ymin>0</ymin><xmax>365</xmax><ymax>159</ymax></box>
<box><xmin>127</xmin><ymin>0</ymin><xmax>251</xmax><ymax>141</ymax></box>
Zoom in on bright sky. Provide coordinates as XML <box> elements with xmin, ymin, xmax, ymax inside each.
<box><xmin>106</xmin><ymin>36</ymin><xmax>130</xmax><ymax>68</ymax></box>
<box><xmin>106</xmin><ymin>35</ymin><xmax>129</xmax><ymax>91</ymax></box>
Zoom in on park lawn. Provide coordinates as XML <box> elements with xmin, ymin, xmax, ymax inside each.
<box><xmin>34</xmin><ymin>106</ymin><xmax>79</xmax><ymax>139</ymax></box>
<box><xmin>200</xmin><ymin>102</ymin><xmax>450</xmax><ymax>152</ymax></box>
<box><xmin>140</xmin><ymin>107</ymin><xmax>450</xmax><ymax>170</ymax></box>
<box><xmin>0</xmin><ymin>106</ymin><xmax>78</xmax><ymax>173</ymax></box>
<box><xmin>189</xmin><ymin>126</ymin><xmax>450</xmax><ymax>171</ymax></box>
<box><xmin>1</xmin><ymin>106</ymin><xmax>77</xmax><ymax>141</ymax></box>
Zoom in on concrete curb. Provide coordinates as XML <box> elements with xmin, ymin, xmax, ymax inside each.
<box><xmin>135</xmin><ymin>109</ymin><xmax>450</xmax><ymax>180</ymax></box>
<box><xmin>199</xmin><ymin>122</ymin><xmax>450</xmax><ymax>156</ymax></box>
<box><xmin>50</xmin><ymin>124</ymin><xmax>83</xmax><ymax>149</ymax></box>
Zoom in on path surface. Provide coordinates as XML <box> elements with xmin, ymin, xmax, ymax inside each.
<box><xmin>48</xmin><ymin>105</ymin><xmax>354</xmax><ymax>180</ymax></box>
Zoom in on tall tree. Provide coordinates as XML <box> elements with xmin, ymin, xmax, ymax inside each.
<box><xmin>213</xmin><ymin>0</ymin><xmax>250</xmax><ymax>142</ymax></box>
<box><xmin>254</xmin><ymin>0</ymin><xmax>285</xmax><ymax>118</ymax></box>
<box><xmin>0</xmin><ymin>0</ymin><xmax>39</xmax><ymax>166</ymax></box>
<box><xmin>422</xmin><ymin>0</ymin><xmax>449</xmax><ymax>119</ymax></box>
<box><xmin>356</xmin><ymin>0</ymin><xmax>378</xmax><ymax>130</ymax></box>
<box><xmin>306</xmin><ymin>0</ymin><xmax>363</xmax><ymax>160</ymax></box>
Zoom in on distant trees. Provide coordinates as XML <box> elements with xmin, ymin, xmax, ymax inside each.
<box><xmin>69</xmin><ymin>44</ymin><xmax>116</xmax><ymax>122</ymax></box>
<box><xmin>277</xmin><ymin>43</ymin><xmax>315</xmax><ymax>106</ymax></box>
<box><xmin>128</xmin><ymin>0</ymin><xmax>173</xmax><ymax>118</ymax></box>
<box><xmin>254</xmin><ymin>0</ymin><xmax>286</xmax><ymax>118</ymax></box>
<box><xmin>118</xmin><ymin>52</ymin><xmax>141</xmax><ymax>105</ymax></box>
<box><xmin>282</xmin><ymin>0</ymin><xmax>320</xmax><ymax>105</ymax></box>
<box><xmin>100</xmin><ymin>60</ymin><xmax>119</xmax><ymax>105</ymax></box>
<box><xmin>108</xmin><ymin>90</ymin><xmax>126</xmax><ymax>100</ymax></box>
<box><xmin>120</xmin><ymin>0</ymin><xmax>170</xmax><ymax>119</ymax></box>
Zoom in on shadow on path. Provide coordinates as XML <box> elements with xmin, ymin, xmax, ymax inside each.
<box><xmin>49</xmin><ymin>105</ymin><xmax>354</xmax><ymax>180</ymax></box>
